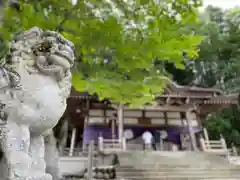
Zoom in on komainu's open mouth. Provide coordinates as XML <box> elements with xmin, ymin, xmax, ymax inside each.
<box><xmin>33</xmin><ymin>38</ymin><xmax>74</xmax><ymax>70</ymax></box>
<box><xmin>32</xmin><ymin>40</ymin><xmax>52</xmax><ymax>56</ymax></box>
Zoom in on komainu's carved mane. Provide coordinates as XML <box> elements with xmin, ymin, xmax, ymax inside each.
<box><xmin>0</xmin><ymin>27</ymin><xmax>75</xmax><ymax>97</ymax></box>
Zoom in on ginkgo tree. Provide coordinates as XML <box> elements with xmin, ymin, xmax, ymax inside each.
<box><xmin>0</xmin><ymin>0</ymin><xmax>203</xmax><ymax>106</ymax></box>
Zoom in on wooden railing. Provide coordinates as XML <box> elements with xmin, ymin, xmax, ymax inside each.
<box><xmin>60</xmin><ymin>147</ymin><xmax>99</xmax><ymax>157</ymax></box>
<box><xmin>60</xmin><ymin>148</ymin><xmax>85</xmax><ymax>156</ymax></box>
<box><xmin>200</xmin><ymin>135</ymin><xmax>228</xmax><ymax>154</ymax></box>
<box><xmin>98</xmin><ymin>137</ymin><xmax>126</xmax><ymax>152</ymax></box>
<box><xmin>97</xmin><ymin>137</ymin><xmax>182</xmax><ymax>152</ymax></box>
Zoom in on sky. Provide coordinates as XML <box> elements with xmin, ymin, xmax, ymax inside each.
<box><xmin>203</xmin><ymin>0</ymin><xmax>240</xmax><ymax>9</ymax></box>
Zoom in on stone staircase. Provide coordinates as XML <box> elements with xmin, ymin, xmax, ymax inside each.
<box><xmin>115</xmin><ymin>151</ymin><xmax>240</xmax><ymax>180</ymax></box>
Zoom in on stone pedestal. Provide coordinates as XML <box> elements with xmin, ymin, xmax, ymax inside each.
<box><xmin>1</xmin><ymin>123</ymin><xmax>52</xmax><ymax>180</ymax></box>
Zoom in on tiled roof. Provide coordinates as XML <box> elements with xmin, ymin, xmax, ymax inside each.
<box><xmin>69</xmin><ymin>82</ymin><xmax>239</xmax><ymax>105</ymax></box>
<box><xmin>203</xmin><ymin>94</ymin><xmax>239</xmax><ymax>104</ymax></box>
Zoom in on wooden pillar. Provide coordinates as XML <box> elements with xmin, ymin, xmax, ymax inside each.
<box><xmin>69</xmin><ymin>127</ymin><xmax>77</xmax><ymax>156</ymax></box>
<box><xmin>118</xmin><ymin>104</ymin><xmax>124</xmax><ymax>149</ymax></box>
<box><xmin>122</xmin><ymin>137</ymin><xmax>126</xmax><ymax>151</ymax></box>
<box><xmin>111</xmin><ymin>119</ymin><xmax>116</xmax><ymax>140</ymax></box>
<box><xmin>159</xmin><ymin>134</ymin><xmax>164</xmax><ymax>151</ymax></box>
<box><xmin>82</xmin><ymin>99</ymin><xmax>90</xmax><ymax>151</ymax></box>
<box><xmin>186</xmin><ymin>110</ymin><xmax>197</xmax><ymax>151</ymax></box>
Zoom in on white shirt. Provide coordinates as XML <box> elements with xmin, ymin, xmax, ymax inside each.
<box><xmin>142</xmin><ymin>131</ymin><xmax>153</xmax><ymax>144</ymax></box>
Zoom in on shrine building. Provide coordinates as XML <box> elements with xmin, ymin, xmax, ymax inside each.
<box><xmin>61</xmin><ymin>82</ymin><xmax>239</xmax><ymax>155</ymax></box>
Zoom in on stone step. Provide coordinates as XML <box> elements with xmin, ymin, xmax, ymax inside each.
<box><xmin>116</xmin><ymin>151</ymin><xmax>228</xmax><ymax>161</ymax></box>
<box><xmin>116</xmin><ymin>170</ymin><xmax>240</xmax><ymax>173</ymax></box>
<box><xmin>116</xmin><ymin>168</ymin><xmax>240</xmax><ymax>178</ymax></box>
<box><xmin>116</xmin><ymin>167</ymin><xmax>240</xmax><ymax>171</ymax></box>
<box><xmin>117</xmin><ymin>153</ymin><xmax>231</xmax><ymax>168</ymax></box>
<box><xmin>117</xmin><ymin>163</ymin><xmax>236</xmax><ymax>169</ymax></box>
<box><xmin>116</xmin><ymin>171</ymin><xmax>240</xmax><ymax>175</ymax></box>
<box><xmin>116</xmin><ymin>179</ymin><xmax>239</xmax><ymax>180</ymax></box>
<box><xmin>113</xmin><ymin>151</ymin><xmax>240</xmax><ymax>180</ymax></box>
<box><xmin>115</xmin><ymin>175</ymin><xmax>240</xmax><ymax>179</ymax></box>
<box><xmin>118</xmin><ymin>157</ymin><xmax>229</xmax><ymax>163</ymax></box>
<box><xmin>115</xmin><ymin>179</ymin><xmax>240</xmax><ymax>180</ymax></box>
<box><xmin>116</xmin><ymin>172</ymin><xmax>240</xmax><ymax>177</ymax></box>
<box><xmin>63</xmin><ymin>178</ymin><xmax>240</xmax><ymax>180</ymax></box>
<box><xmin>62</xmin><ymin>179</ymin><xmax>113</xmax><ymax>180</ymax></box>
<box><xmin>118</xmin><ymin>161</ymin><xmax>230</xmax><ymax>165</ymax></box>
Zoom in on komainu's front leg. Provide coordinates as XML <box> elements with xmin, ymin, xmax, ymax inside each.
<box><xmin>29</xmin><ymin>134</ymin><xmax>52</xmax><ymax>180</ymax></box>
<box><xmin>0</xmin><ymin>122</ymin><xmax>32</xmax><ymax>179</ymax></box>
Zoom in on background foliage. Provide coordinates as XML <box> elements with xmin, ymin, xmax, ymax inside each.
<box><xmin>0</xmin><ymin>0</ymin><xmax>203</xmax><ymax>106</ymax></box>
<box><xmin>167</xmin><ymin>5</ymin><xmax>240</xmax><ymax>146</ymax></box>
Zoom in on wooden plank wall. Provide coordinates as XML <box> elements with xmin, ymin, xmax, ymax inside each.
<box><xmin>88</xmin><ymin>110</ymin><xmax>198</xmax><ymax>127</ymax></box>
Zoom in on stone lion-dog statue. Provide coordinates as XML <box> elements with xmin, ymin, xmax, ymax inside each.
<box><xmin>0</xmin><ymin>27</ymin><xmax>75</xmax><ymax>180</ymax></box>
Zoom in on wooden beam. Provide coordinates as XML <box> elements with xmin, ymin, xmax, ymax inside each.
<box><xmin>111</xmin><ymin>104</ymin><xmax>193</xmax><ymax>112</ymax></box>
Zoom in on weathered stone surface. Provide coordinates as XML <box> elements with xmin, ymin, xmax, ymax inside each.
<box><xmin>45</xmin><ymin>131</ymin><xmax>61</xmax><ymax>180</ymax></box>
<box><xmin>0</xmin><ymin>27</ymin><xmax>75</xmax><ymax>180</ymax></box>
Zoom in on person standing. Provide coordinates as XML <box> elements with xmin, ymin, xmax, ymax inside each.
<box><xmin>142</xmin><ymin>131</ymin><xmax>153</xmax><ymax>151</ymax></box>
<box><xmin>151</xmin><ymin>136</ymin><xmax>157</xmax><ymax>151</ymax></box>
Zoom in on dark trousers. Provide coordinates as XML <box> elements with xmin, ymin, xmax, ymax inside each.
<box><xmin>152</xmin><ymin>143</ymin><xmax>157</xmax><ymax>151</ymax></box>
